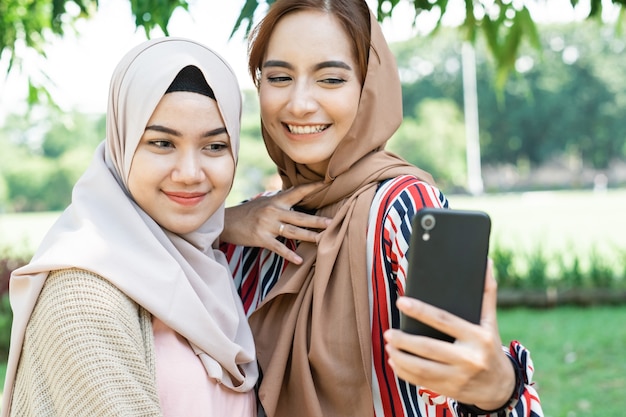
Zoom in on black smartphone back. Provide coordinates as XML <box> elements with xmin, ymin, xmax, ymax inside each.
<box><xmin>399</xmin><ymin>207</ymin><xmax>491</xmax><ymax>342</ymax></box>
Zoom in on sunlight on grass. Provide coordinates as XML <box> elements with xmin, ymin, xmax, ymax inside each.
<box><xmin>450</xmin><ymin>189</ymin><xmax>626</xmax><ymax>266</ymax></box>
<box><xmin>0</xmin><ymin>211</ymin><xmax>60</xmax><ymax>257</ymax></box>
<box><xmin>499</xmin><ymin>306</ymin><xmax>626</xmax><ymax>417</ymax></box>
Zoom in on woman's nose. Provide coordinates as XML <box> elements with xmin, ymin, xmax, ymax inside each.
<box><xmin>171</xmin><ymin>151</ymin><xmax>205</xmax><ymax>184</ymax></box>
<box><xmin>286</xmin><ymin>81</ymin><xmax>318</xmax><ymax>116</ymax></box>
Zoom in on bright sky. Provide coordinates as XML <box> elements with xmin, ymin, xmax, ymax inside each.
<box><xmin>0</xmin><ymin>0</ymin><xmax>616</xmax><ymax>120</ymax></box>
<box><xmin>0</xmin><ymin>0</ymin><xmax>254</xmax><ymax>118</ymax></box>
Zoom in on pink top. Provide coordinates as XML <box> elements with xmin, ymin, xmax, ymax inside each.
<box><xmin>153</xmin><ymin>318</ymin><xmax>256</xmax><ymax>416</ymax></box>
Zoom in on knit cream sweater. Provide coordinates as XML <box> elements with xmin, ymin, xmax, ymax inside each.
<box><xmin>9</xmin><ymin>268</ymin><xmax>162</xmax><ymax>416</ymax></box>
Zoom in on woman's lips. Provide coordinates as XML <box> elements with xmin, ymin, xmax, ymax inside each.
<box><xmin>163</xmin><ymin>191</ymin><xmax>206</xmax><ymax>206</ymax></box>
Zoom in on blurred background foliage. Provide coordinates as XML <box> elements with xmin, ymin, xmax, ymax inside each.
<box><xmin>2</xmin><ymin>0</ymin><xmax>625</xmax><ymax>106</ymax></box>
<box><xmin>393</xmin><ymin>20</ymin><xmax>626</xmax><ymax>170</ymax></box>
<box><xmin>1</xmin><ymin>18</ymin><xmax>624</xmax><ymax>211</ymax></box>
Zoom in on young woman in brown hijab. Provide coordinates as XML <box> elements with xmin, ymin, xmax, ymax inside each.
<box><xmin>2</xmin><ymin>38</ymin><xmax>257</xmax><ymax>416</ymax></box>
<box><xmin>222</xmin><ymin>0</ymin><xmax>544</xmax><ymax>416</ymax></box>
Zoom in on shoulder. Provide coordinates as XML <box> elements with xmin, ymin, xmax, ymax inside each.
<box><xmin>46</xmin><ymin>267</ymin><xmax>117</xmax><ymax>288</ymax></box>
<box><xmin>43</xmin><ymin>268</ymin><xmax>134</xmax><ymax>307</ymax></box>
<box><xmin>34</xmin><ymin>268</ymin><xmax>141</xmax><ymax>332</ymax></box>
<box><xmin>372</xmin><ymin>175</ymin><xmax>448</xmax><ymax>221</ymax></box>
<box><xmin>27</xmin><ymin>268</ymin><xmax>150</xmax><ymax>365</ymax></box>
<box><xmin>366</xmin><ymin>176</ymin><xmax>447</xmax><ymax>260</ymax></box>
<box><xmin>16</xmin><ymin>269</ymin><xmax>159</xmax><ymax>416</ymax></box>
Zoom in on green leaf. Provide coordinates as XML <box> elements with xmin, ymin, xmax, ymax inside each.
<box><xmin>517</xmin><ymin>6</ymin><xmax>541</xmax><ymax>50</ymax></box>
<box><xmin>461</xmin><ymin>0</ymin><xmax>476</xmax><ymax>43</ymax></box>
<box><xmin>481</xmin><ymin>16</ymin><xmax>501</xmax><ymax>59</ymax></box>
<box><xmin>590</xmin><ymin>0</ymin><xmax>602</xmax><ymax>17</ymax></box>
<box><xmin>230</xmin><ymin>0</ymin><xmax>259</xmax><ymax>39</ymax></box>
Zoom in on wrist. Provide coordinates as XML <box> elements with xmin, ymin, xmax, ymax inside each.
<box><xmin>460</xmin><ymin>355</ymin><xmax>523</xmax><ymax>415</ymax></box>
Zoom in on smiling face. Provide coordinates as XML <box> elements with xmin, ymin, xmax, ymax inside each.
<box><xmin>127</xmin><ymin>91</ymin><xmax>234</xmax><ymax>235</ymax></box>
<box><xmin>258</xmin><ymin>10</ymin><xmax>362</xmax><ymax>176</ymax></box>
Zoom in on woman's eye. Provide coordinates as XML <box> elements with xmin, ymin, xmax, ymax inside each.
<box><xmin>149</xmin><ymin>140</ymin><xmax>173</xmax><ymax>149</ymax></box>
<box><xmin>267</xmin><ymin>75</ymin><xmax>292</xmax><ymax>84</ymax></box>
<box><xmin>319</xmin><ymin>77</ymin><xmax>346</xmax><ymax>86</ymax></box>
<box><xmin>206</xmin><ymin>143</ymin><xmax>229</xmax><ymax>152</ymax></box>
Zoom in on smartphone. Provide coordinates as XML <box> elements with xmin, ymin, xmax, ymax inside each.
<box><xmin>399</xmin><ymin>207</ymin><xmax>491</xmax><ymax>342</ymax></box>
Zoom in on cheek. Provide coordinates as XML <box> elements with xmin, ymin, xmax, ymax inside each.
<box><xmin>259</xmin><ymin>88</ymin><xmax>281</xmax><ymax>119</ymax></box>
<box><xmin>340</xmin><ymin>89</ymin><xmax>361</xmax><ymax>125</ymax></box>
<box><xmin>127</xmin><ymin>155</ymin><xmax>148</xmax><ymax>199</ymax></box>
<box><xmin>127</xmin><ymin>153</ymin><xmax>168</xmax><ymax>199</ymax></box>
<box><xmin>207</xmin><ymin>157</ymin><xmax>236</xmax><ymax>188</ymax></box>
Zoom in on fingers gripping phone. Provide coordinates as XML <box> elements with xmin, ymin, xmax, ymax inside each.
<box><xmin>399</xmin><ymin>208</ymin><xmax>491</xmax><ymax>342</ymax></box>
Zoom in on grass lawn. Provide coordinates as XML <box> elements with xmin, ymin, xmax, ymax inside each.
<box><xmin>498</xmin><ymin>305</ymin><xmax>626</xmax><ymax>417</ymax></box>
<box><xmin>449</xmin><ymin>188</ymin><xmax>626</xmax><ymax>261</ymax></box>
<box><xmin>0</xmin><ymin>211</ymin><xmax>60</xmax><ymax>257</ymax></box>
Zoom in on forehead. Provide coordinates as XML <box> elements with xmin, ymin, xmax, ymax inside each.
<box><xmin>148</xmin><ymin>92</ymin><xmax>223</xmax><ymax>124</ymax></box>
<box><xmin>266</xmin><ymin>10</ymin><xmax>355</xmax><ymax>63</ymax></box>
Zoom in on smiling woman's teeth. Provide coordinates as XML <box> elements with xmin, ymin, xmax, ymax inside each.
<box><xmin>287</xmin><ymin>124</ymin><xmax>327</xmax><ymax>134</ymax></box>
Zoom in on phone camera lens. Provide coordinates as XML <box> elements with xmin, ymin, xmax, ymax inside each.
<box><xmin>421</xmin><ymin>214</ymin><xmax>435</xmax><ymax>231</ymax></box>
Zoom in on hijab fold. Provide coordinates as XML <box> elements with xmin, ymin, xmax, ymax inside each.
<box><xmin>249</xmin><ymin>11</ymin><xmax>433</xmax><ymax>417</ymax></box>
<box><xmin>2</xmin><ymin>38</ymin><xmax>258</xmax><ymax>414</ymax></box>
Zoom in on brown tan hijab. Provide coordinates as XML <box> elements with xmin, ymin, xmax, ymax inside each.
<box><xmin>2</xmin><ymin>38</ymin><xmax>257</xmax><ymax>414</ymax></box>
<box><xmin>249</xmin><ymin>10</ymin><xmax>434</xmax><ymax>417</ymax></box>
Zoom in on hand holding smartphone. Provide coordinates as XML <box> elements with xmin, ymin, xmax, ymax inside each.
<box><xmin>399</xmin><ymin>208</ymin><xmax>491</xmax><ymax>342</ymax></box>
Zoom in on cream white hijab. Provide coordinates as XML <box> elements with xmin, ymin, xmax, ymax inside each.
<box><xmin>2</xmin><ymin>37</ymin><xmax>258</xmax><ymax>412</ymax></box>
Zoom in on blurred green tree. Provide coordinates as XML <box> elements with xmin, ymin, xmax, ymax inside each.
<box><xmin>1</xmin><ymin>0</ymin><xmax>624</xmax><ymax>105</ymax></box>
<box><xmin>395</xmin><ymin>21</ymin><xmax>626</xmax><ymax>169</ymax></box>
<box><xmin>0</xmin><ymin>109</ymin><xmax>103</xmax><ymax>211</ymax></box>
<box><xmin>388</xmin><ymin>99</ymin><xmax>467</xmax><ymax>191</ymax></box>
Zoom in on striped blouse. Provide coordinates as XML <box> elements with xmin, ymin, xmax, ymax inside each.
<box><xmin>223</xmin><ymin>175</ymin><xmax>543</xmax><ymax>417</ymax></box>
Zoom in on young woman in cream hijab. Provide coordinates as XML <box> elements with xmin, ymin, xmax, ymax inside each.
<box><xmin>221</xmin><ymin>0</ymin><xmax>543</xmax><ymax>416</ymax></box>
<box><xmin>2</xmin><ymin>38</ymin><xmax>257</xmax><ymax>416</ymax></box>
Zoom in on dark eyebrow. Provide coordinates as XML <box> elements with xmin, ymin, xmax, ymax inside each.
<box><xmin>263</xmin><ymin>60</ymin><xmax>353</xmax><ymax>72</ymax></box>
<box><xmin>145</xmin><ymin>125</ymin><xmax>228</xmax><ymax>137</ymax></box>
<box><xmin>314</xmin><ymin>60</ymin><xmax>352</xmax><ymax>71</ymax></box>
<box><xmin>263</xmin><ymin>60</ymin><xmax>294</xmax><ymax>70</ymax></box>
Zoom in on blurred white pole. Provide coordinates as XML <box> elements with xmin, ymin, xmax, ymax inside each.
<box><xmin>461</xmin><ymin>41</ymin><xmax>484</xmax><ymax>195</ymax></box>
